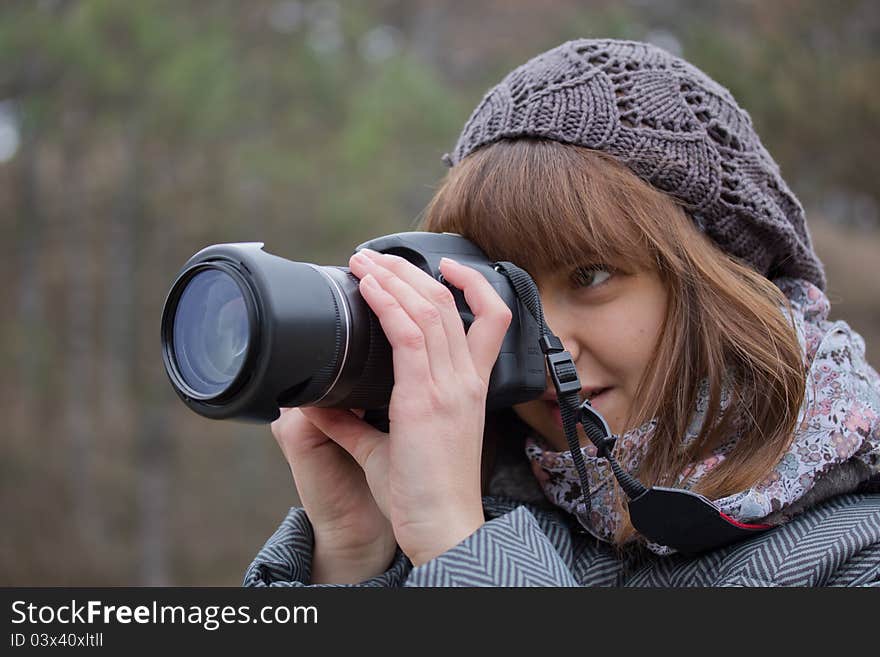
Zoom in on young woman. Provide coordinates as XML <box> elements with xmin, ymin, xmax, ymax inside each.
<box><xmin>245</xmin><ymin>39</ymin><xmax>880</xmax><ymax>586</ymax></box>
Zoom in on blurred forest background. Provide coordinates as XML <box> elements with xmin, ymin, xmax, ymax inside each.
<box><xmin>1</xmin><ymin>0</ymin><xmax>878</xmax><ymax>585</ymax></box>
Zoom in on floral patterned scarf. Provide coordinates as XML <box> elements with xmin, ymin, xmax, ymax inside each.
<box><xmin>525</xmin><ymin>278</ymin><xmax>880</xmax><ymax>555</ymax></box>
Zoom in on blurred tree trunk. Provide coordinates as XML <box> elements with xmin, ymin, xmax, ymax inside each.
<box><xmin>61</xmin><ymin>101</ymin><xmax>105</xmax><ymax>547</ymax></box>
<box><xmin>14</xmin><ymin>100</ymin><xmax>45</xmax><ymax>439</ymax></box>
<box><xmin>137</xmin><ymin>400</ymin><xmax>170</xmax><ymax>586</ymax></box>
<box><xmin>134</xmin><ymin>144</ymin><xmax>172</xmax><ymax>586</ymax></box>
<box><xmin>101</xmin><ymin>112</ymin><xmax>141</xmax><ymax>433</ymax></box>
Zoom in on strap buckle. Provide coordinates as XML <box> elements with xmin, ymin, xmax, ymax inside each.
<box><xmin>545</xmin><ymin>350</ymin><xmax>581</xmax><ymax>396</ymax></box>
<box><xmin>539</xmin><ymin>334</ymin><xmax>580</xmax><ymax>396</ymax></box>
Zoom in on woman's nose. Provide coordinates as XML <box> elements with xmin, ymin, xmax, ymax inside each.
<box><xmin>540</xmin><ymin>300</ymin><xmax>581</xmax><ymax>362</ymax></box>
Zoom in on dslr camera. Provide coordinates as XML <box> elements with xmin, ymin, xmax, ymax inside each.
<box><xmin>160</xmin><ymin>232</ymin><xmax>548</xmax><ymax>424</ymax></box>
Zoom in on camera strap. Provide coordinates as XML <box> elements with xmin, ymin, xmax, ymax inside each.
<box><xmin>492</xmin><ymin>261</ymin><xmax>771</xmax><ymax>554</ymax></box>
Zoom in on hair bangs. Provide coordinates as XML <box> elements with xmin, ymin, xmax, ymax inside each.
<box><xmin>419</xmin><ymin>139</ymin><xmax>658</xmax><ymax>277</ymax></box>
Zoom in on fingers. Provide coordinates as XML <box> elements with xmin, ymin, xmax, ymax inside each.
<box><xmin>271</xmin><ymin>406</ymin><xmax>297</xmax><ymax>441</ymax></box>
<box><xmin>350</xmin><ymin>249</ymin><xmax>457</xmax><ymax>384</ymax></box>
<box><xmin>299</xmin><ymin>406</ymin><xmax>385</xmax><ymax>471</ymax></box>
<box><xmin>347</xmin><ymin>248</ymin><xmax>513</xmax><ymax>389</ymax></box>
<box><xmin>436</xmin><ymin>258</ymin><xmax>513</xmax><ymax>384</ymax></box>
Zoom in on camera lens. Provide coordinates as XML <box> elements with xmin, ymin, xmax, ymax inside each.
<box><xmin>171</xmin><ymin>268</ymin><xmax>250</xmax><ymax>397</ymax></box>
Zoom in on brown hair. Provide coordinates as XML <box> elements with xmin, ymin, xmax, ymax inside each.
<box><xmin>418</xmin><ymin>139</ymin><xmax>807</xmax><ymax>545</ymax></box>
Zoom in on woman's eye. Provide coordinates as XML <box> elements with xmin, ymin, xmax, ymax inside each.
<box><xmin>571</xmin><ymin>266</ymin><xmax>613</xmax><ymax>289</ymax></box>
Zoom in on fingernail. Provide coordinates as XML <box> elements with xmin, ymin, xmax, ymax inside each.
<box><xmin>440</xmin><ymin>257</ymin><xmax>459</xmax><ymax>266</ymax></box>
<box><xmin>360</xmin><ymin>248</ymin><xmax>379</xmax><ymax>259</ymax></box>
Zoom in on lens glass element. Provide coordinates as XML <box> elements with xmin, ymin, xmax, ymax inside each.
<box><xmin>172</xmin><ymin>269</ymin><xmax>250</xmax><ymax>396</ymax></box>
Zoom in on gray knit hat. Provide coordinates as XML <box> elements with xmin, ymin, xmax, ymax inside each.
<box><xmin>442</xmin><ymin>39</ymin><xmax>826</xmax><ymax>289</ymax></box>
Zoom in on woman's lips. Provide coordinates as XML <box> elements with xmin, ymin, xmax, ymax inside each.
<box><xmin>547</xmin><ymin>389</ymin><xmax>610</xmax><ymax>428</ymax></box>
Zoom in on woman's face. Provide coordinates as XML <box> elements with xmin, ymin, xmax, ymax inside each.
<box><xmin>511</xmin><ymin>263</ymin><xmax>668</xmax><ymax>451</ymax></box>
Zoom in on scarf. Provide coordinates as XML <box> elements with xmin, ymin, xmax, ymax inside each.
<box><xmin>524</xmin><ymin>277</ymin><xmax>880</xmax><ymax>555</ymax></box>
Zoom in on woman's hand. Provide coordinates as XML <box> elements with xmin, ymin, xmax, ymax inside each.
<box><xmin>271</xmin><ymin>406</ymin><xmax>397</xmax><ymax>583</ymax></box>
<box><xmin>301</xmin><ymin>248</ymin><xmax>512</xmax><ymax>566</ymax></box>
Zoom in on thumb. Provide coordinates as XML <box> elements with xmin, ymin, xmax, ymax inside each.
<box><xmin>299</xmin><ymin>406</ymin><xmax>385</xmax><ymax>470</ymax></box>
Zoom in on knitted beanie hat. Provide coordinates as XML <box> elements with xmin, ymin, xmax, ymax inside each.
<box><xmin>442</xmin><ymin>39</ymin><xmax>826</xmax><ymax>289</ymax></box>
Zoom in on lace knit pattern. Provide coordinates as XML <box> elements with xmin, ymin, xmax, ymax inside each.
<box><xmin>442</xmin><ymin>38</ymin><xmax>825</xmax><ymax>289</ymax></box>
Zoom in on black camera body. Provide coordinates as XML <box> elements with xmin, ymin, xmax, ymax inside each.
<box><xmin>161</xmin><ymin>231</ymin><xmax>547</xmax><ymax>423</ymax></box>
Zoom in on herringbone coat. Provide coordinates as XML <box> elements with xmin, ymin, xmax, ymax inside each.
<box><xmin>243</xmin><ymin>493</ymin><xmax>880</xmax><ymax>587</ymax></box>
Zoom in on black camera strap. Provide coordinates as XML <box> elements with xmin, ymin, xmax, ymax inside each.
<box><xmin>492</xmin><ymin>261</ymin><xmax>772</xmax><ymax>555</ymax></box>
